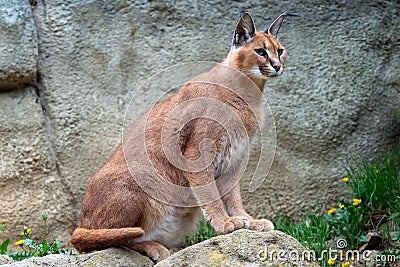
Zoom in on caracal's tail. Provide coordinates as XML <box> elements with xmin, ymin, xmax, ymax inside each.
<box><xmin>71</xmin><ymin>227</ymin><xmax>145</xmax><ymax>253</ymax></box>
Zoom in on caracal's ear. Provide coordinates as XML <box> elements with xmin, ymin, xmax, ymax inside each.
<box><xmin>264</xmin><ymin>12</ymin><xmax>302</xmax><ymax>38</ymax></box>
<box><xmin>232</xmin><ymin>10</ymin><xmax>256</xmax><ymax>49</ymax></box>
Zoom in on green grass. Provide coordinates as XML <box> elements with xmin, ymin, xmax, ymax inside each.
<box><xmin>275</xmin><ymin>213</ymin><xmax>331</xmax><ymax>260</ymax></box>
<box><xmin>184</xmin><ymin>217</ymin><xmax>216</xmax><ymax>246</ymax></box>
<box><xmin>347</xmin><ymin>153</ymin><xmax>400</xmax><ymax>215</ymax></box>
<box><xmin>341</xmin><ymin>152</ymin><xmax>400</xmax><ymax>247</ymax></box>
<box><xmin>275</xmin><ymin>215</ymin><xmax>331</xmax><ymax>266</ymax></box>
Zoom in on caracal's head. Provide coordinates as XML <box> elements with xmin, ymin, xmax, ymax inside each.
<box><xmin>227</xmin><ymin>11</ymin><xmax>299</xmax><ymax>81</ymax></box>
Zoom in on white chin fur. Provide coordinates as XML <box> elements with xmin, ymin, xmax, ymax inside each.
<box><xmin>250</xmin><ymin>67</ymin><xmax>283</xmax><ymax>80</ymax></box>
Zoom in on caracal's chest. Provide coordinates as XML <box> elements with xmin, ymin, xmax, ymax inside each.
<box><xmin>213</xmin><ymin>134</ymin><xmax>249</xmax><ymax>178</ymax></box>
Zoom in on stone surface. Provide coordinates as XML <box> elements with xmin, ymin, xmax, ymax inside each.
<box><xmin>0</xmin><ymin>247</ymin><xmax>154</xmax><ymax>267</ymax></box>
<box><xmin>0</xmin><ymin>256</ymin><xmax>13</xmax><ymax>265</ymax></box>
<box><xmin>0</xmin><ymin>0</ymin><xmax>37</xmax><ymax>89</ymax></box>
<box><xmin>0</xmin><ymin>0</ymin><xmax>399</xmax><ymax>246</ymax></box>
<box><xmin>156</xmin><ymin>229</ymin><xmax>319</xmax><ymax>267</ymax></box>
<box><xmin>0</xmin><ymin>231</ymin><xmax>318</xmax><ymax>267</ymax></box>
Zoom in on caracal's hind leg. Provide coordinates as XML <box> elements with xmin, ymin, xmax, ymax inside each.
<box><xmin>127</xmin><ymin>241</ymin><xmax>170</xmax><ymax>262</ymax></box>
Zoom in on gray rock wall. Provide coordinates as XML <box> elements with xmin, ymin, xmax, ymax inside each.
<box><xmin>0</xmin><ymin>0</ymin><xmax>399</xmax><ymax>245</ymax></box>
<box><xmin>0</xmin><ymin>0</ymin><xmax>37</xmax><ymax>89</ymax></box>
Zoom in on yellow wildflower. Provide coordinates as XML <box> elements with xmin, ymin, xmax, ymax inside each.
<box><xmin>21</xmin><ymin>228</ymin><xmax>31</xmax><ymax>237</ymax></box>
<box><xmin>375</xmin><ymin>169</ymin><xmax>379</xmax><ymax>174</ymax></box>
<box><xmin>339</xmin><ymin>204</ymin><xmax>345</xmax><ymax>209</ymax></box>
<box><xmin>328</xmin><ymin>258</ymin><xmax>335</xmax><ymax>266</ymax></box>
<box><xmin>328</xmin><ymin>208</ymin><xmax>336</xmax><ymax>215</ymax></box>
<box><xmin>353</xmin><ymin>199</ymin><xmax>362</xmax><ymax>206</ymax></box>
<box><xmin>342</xmin><ymin>261</ymin><xmax>350</xmax><ymax>267</ymax></box>
<box><xmin>15</xmin><ymin>240</ymin><xmax>24</xmax><ymax>246</ymax></box>
<box><xmin>342</xmin><ymin>177</ymin><xmax>349</xmax><ymax>183</ymax></box>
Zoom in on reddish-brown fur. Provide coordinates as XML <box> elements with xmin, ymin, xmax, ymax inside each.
<box><xmin>71</xmin><ymin>12</ymin><xmax>290</xmax><ymax>262</ymax></box>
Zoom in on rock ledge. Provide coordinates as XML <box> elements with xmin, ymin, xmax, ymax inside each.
<box><xmin>0</xmin><ymin>230</ymin><xmax>319</xmax><ymax>267</ymax></box>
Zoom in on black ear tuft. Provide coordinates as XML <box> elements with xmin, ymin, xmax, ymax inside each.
<box><xmin>264</xmin><ymin>12</ymin><xmax>302</xmax><ymax>38</ymax></box>
<box><xmin>232</xmin><ymin>10</ymin><xmax>256</xmax><ymax>49</ymax></box>
<box><xmin>238</xmin><ymin>8</ymin><xmax>247</xmax><ymax>18</ymax></box>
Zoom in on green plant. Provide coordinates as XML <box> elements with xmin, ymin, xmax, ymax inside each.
<box><xmin>325</xmin><ymin>201</ymin><xmax>368</xmax><ymax>249</ymax></box>
<box><xmin>184</xmin><ymin>217</ymin><xmax>216</xmax><ymax>246</ymax></box>
<box><xmin>346</xmin><ymin>153</ymin><xmax>400</xmax><ymax>218</ymax></box>
<box><xmin>6</xmin><ymin>212</ymin><xmax>76</xmax><ymax>261</ymax></box>
<box><xmin>1</xmin><ymin>223</ymin><xmax>9</xmax><ymax>255</ymax></box>
<box><xmin>11</xmin><ymin>212</ymin><xmax>76</xmax><ymax>260</ymax></box>
<box><xmin>389</xmin><ymin>196</ymin><xmax>400</xmax><ymax>224</ymax></box>
<box><xmin>326</xmin><ymin>152</ymin><xmax>400</xmax><ymax>252</ymax></box>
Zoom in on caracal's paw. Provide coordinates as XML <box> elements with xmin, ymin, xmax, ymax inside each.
<box><xmin>216</xmin><ymin>216</ymin><xmax>250</xmax><ymax>235</ymax></box>
<box><xmin>248</xmin><ymin>219</ymin><xmax>274</xmax><ymax>232</ymax></box>
<box><xmin>146</xmin><ymin>244</ymin><xmax>170</xmax><ymax>262</ymax></box>
<box><xmin>128</xmin><ymin>241</ymin><xmax>170</xmax><ymax>262</ymax></box>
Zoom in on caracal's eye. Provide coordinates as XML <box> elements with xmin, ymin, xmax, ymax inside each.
<box><xmin>277</xmin><ymin>49</ymin><xmax>283</xmax><ymax>57</ymax></box>
<box><xmin>254</xmin><ymin>48</ymin><xmax>267</xmax><ymax>57</ymax></box>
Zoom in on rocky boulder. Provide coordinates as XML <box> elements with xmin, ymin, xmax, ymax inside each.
<box><xmin>0</xmin><ymin>247</ymin><xmax>154</xmax><ymax>267</ymax></box>
<box><xmin>156</xmin><ymin>229</ymin><xmax>319</xmax><ymax>267</ymax></box>
<box><xmin>0</xmin><ymin>230</ymin><xmax>319</xmax><ymax>267</ymax></box>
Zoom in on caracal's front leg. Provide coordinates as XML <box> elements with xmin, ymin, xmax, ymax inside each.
<box><xmin>221</xmin><ymin>182</ymin><xmax>274</xmax><ymax>232</ymax></box>
<box><xmin>187</xmin><ymin>165</ymin><xmax>250</xmax><ymax>235</ymax></box>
